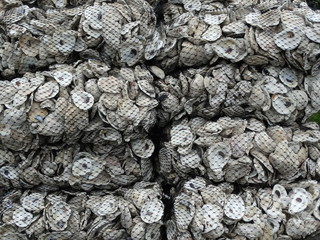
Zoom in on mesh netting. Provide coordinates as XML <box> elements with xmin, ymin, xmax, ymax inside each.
<box><xmin>1</xmin><ymin>0</ymin><xmax>320</xmax><ymax>239</ymax></box>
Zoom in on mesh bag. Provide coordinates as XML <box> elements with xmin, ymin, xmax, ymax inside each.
<box><xmin>1</xmin><ymin>0</ymin><xmax>320</xmax><ymax>239</ymax></box>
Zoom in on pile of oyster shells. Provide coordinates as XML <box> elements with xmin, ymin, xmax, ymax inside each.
<box><xmin>0</xmin><ymin>182</ymin><xmax>164</xmax><ymax>240</ymax></box>
<box><xmin>168</xmin><ymin>177</ymin><xmax>320</xmax><ymax>240</ymax></box>
<box><xmin>1</xmin><ymin>0</ymin><xmax>320</xmax><ymax>239</ymax></box>
<box><xmin>159</xmin><ymin>117</ymin><xmax>320</xmax><ymax>185</ymax></box>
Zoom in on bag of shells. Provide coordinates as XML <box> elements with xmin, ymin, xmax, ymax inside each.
<box><xmin>1</xmin><ymin>0</ymin><xmax>320</xmax><ymax>239</ymax></box>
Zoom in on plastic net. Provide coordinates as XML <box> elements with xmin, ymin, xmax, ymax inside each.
<box><xmin>1</xmin><ymin>0</ymin><xmax>320</xmax><ymax>239</ymax></box>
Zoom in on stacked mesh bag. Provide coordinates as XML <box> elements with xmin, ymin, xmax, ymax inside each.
<box><xmin>1</xmin><ymin>0</ymin><xmax>320</xmax><ymax>239</ymax></box>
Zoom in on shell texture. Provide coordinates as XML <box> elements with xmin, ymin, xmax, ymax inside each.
<box><xmin>1</xmin><ymin>0</ymin><xmax>320</xmax><ymax>239</ymax></box>
<box><xmin>166</xmin><ymin>177</ymin><xmax>320</xmax><ymax>240</ymax></box>
<box><xmin>0</xmin><ymin>182</ymin><xmax>164</xmax><ymax>239</ymax></box>
<box><xmin>158</xmin><ymin>116</ymin><xmax>320</xmax><ymax>184</ymax></box>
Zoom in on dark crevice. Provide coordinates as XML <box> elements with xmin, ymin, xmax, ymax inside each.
<box><xmin>307</xmin><ymin>0</ymin><xmax>320</xmax><ymax>10</ymax></box>
<box><xmin>153</xmin><ymin>0</ymin><xmax>168</xmax><ymax>26</ymax></box>
<box><xmin>148</xmin><ymin>114</ymin><xmax>173</xmax><ymax>240</ymax></box>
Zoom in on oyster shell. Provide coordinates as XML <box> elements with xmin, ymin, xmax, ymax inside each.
<box><xmin>1</xmin><ymin>1</ymin><xmax>320</xmax><ymax>239</ymax></box>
